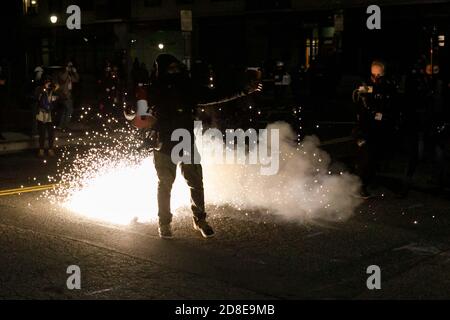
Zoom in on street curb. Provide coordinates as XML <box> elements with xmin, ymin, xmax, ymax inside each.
<box><xmin>0</xmin><ymin>133</ymin><xmax>81</xmax><ymax>155</ymax></box>
<box><xmin>0</xmin><ymin>138</ymin><xmax>39</xmax><ymax>155</ymax></box>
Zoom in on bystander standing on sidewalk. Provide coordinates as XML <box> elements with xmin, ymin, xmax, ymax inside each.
<box><xmin>57</xmin><ymin>61</ymin><xmax>79</xmax><ymax>129</ymax></box>
<box><xmin>35</xmin><ymin>77</ymin><xmax>58</xmax><ymax>157</ymax></box>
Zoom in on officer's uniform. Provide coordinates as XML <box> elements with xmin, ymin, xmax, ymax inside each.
<box><xmin>404</xmin><ymin>70</ymin><xmax>445</xmax><ymax>185</ymax></box>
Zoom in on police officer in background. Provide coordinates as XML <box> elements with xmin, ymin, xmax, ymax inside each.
<box><xmin>353</xmin><ymin>60</ymin><xmax>397</xmax><ymax>198</ymax></box>
<box><xmin>401</xmin><ymin>61</ymin><xmax>446</xmax><ymax>196</ymax></box>
<box><xmin>273</xmin><ymin>61</ymin><xmax>291</xmax><ymax>106</ymax></box>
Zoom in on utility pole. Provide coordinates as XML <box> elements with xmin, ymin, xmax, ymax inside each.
<box><xmin>180</xmin><ymin>10</ymin><xmax>193</xmax><ymax>71</ymax></box>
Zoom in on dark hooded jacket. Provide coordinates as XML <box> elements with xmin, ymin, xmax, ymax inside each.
<box><xmin>354</xmin><ymin>75</ymin><xmax>397</xmax><ymax>141</ymax></box>
<box><xmin>148</xmin><ymin>54</ymin><xmax>197</xmax><ymax>154</ymax></box>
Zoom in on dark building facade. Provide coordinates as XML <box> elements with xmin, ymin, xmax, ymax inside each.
<box><xmin>19</xmin><ymin>0</ymin><xmax>449</xmax><ymax>74</ymax></box>
<box><xmin>0</xmin><ymin>0</ymin><xmax>446</xmax><ymax>132</ymax></box>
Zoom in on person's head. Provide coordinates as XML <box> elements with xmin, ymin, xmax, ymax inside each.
<box><xmin>151</xmin><ymin>54</ymin><xmax>185</xmax><ymax>83</ymax></box>
<box><xmin>66</xmin><ymin>61</ymin><xmax>74</xmax><ymax>73</ymax></box>
<box><xmin>275</xmin><ymin>61</ymin><xmax>284</xmax><ymax>70</ymax></box>
<box><xmin>166</xmin><ymin>62</ymin><xmax>181</xmax><ymax>74</ymax></box>
<box><xmin>43</xmin><ymin>78</ymin><xmax>52</xmax><ymax>90</ymax></box>
<box><xmin>371</xmin><ymin>60</ymin><xmax>385</xmax><ymax>81</ymax></box>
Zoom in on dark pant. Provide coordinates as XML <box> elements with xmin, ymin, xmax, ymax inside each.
<box><xmin>355</xmin><ymin>138</ymin><xmax>383</xmax><ymax>188</ymax></box>
<box><xmin>153</xmin><ymin>151</ymin><xmax>206</xmax><ymax>225</ymax></box>
<box><xmin>405</xmin><ymin>130</ymin><xmax>421</xmax><ymax>178</ymax></box>
<box><xmin>355</xmin><ymin>123</ymin><xmax>395</xmax><ymax>188</ymax></box>
<box><xmin>59</xmin><ymin>99</ymin><xmax>73</xmax><ymax>128</ymax></box>
<box><xmin>37</xmin><ymin>121</ymin><xmax>54</xmax><ymax>149</ymax></box>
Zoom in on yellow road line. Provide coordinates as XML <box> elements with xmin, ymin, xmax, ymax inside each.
<box><xmin>0</xmin><ymin>184</ymin><xmax>55</xmax><ymax>193</ymax></box>
<box><xmin>0</xmin><ymin>184</ymin><xmax>57</xmax><ymax>196</ymax></box>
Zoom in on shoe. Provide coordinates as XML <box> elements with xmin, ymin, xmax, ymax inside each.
<box><xmin>38</xmin><ymin>149</ymin><xmax>45</xmax><ymax>158</ymax></box>
<box><xmin>193</xmin><ymin>219</ymin><xmax>215</xmax><ymax>238</ymax></box>
<box><xmin>158</xmin><ymin>224</ymin><xmax>173</xmax><ymax>239</ymax></box>
<box><xmin>48</xmin><ymin>149</ymin><xmax>56</xmax><ymax>157</ymax></box>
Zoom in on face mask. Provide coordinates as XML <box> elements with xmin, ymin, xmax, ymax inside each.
<box><xmin>162</xmin><ymin>70</ymin><xmax>183</xmax><ymax>83</ymax></box>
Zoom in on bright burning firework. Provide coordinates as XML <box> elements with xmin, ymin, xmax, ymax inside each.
<box><xmin>62</xmin><ymin>157</ymin><xmax>191</xmax><ymax>225</ymax></box>
<box><xmin>48</xmin><ymin>111</ymin><xmax>192</xmax><ymax>225</ymax></box>
<box><xmin>48</xmin><ymin>110</ymin><xmax>362</xmax><ymax>226</ymax></box>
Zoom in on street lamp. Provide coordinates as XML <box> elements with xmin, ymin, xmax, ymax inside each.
<box><xmin>158</xmin><ymin>43</ymin><xmax>164</xmax><ymax>50</ymax></box>
<box><xmin>50</xmin><ymin>14</ymin><xmax>58</xmax><ymax>65</ymax></box>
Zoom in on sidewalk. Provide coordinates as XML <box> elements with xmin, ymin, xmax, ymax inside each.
<box><xmin>0</xmin><ymin>132</ymin><xmax>37</xmax><ymax>154</ymax></box>
<box><xmin>0</xmin><ymin>123</ymin><xmax>91</xmax><ymax>155</ymax></box>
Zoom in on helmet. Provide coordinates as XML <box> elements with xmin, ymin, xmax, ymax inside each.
<box><xmin>150</xmin><ymin>54</ymin><xmax>183</xmax><ymax>82</ymax></box>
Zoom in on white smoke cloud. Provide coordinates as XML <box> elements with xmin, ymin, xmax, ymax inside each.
<box><xmin>201</xmin><ymin>122</ymin><xmax>362</xmax><ymax>223</ymax></box>
<box><xmin>55</xmin><ymin>121</ymin><xmax>362</xmax><ymax>225</ymax></box>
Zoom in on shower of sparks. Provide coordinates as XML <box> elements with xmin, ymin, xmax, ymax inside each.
<box><xmin>44</xmin><ymin>107</ymin><xmax>191</xmax><ymax>225</ymax></box>
<box><xmin>40</xmin><ymin>104</ymin><xmax>362</xmax><ymax>226</ymax></box>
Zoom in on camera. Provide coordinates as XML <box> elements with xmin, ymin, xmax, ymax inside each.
<box><xmin>357</xmin><ymin>85</ymin><xmax>373</xmax><ymax>94</ymax></box>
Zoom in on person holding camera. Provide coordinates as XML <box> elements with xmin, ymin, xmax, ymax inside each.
<box><xmin>35</xmin><ymin>77</ymin><xmax>58</xmax><ymax>157</ymax></box>
<box><xmin>353</xmin><ymin>60</ymin><xmax>397</xmax><ymax>198</ymax></box>
<box><xmin>58</xmin><ymin>61</ymin><xmax>79</xmax><ymax>129</ymax></box>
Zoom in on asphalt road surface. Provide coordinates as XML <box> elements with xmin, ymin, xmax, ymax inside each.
<box><xmin>1</xmin><ymin>149</ymin><xmax>450</xmax><ymax>299</ymax></box>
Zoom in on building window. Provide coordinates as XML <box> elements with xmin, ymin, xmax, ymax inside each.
<box><xmin>24</xmin><ymin>0</ymin><xmax>39</xmax><ymax>15</ymax></box>
<box><xmin>144</xmin><ymin>0</ymin><xmax>162</xmax><ymax>7</ymax></box>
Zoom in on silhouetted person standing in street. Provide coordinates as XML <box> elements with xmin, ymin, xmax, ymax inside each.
<box><xmin>148</xmin><ymin>54</ymin><xmax>215</xmax><ymax>239</ymax></box>
<box><xmin>58</xmin><ymin>61</ymin><xmax>79</xmax><ymax>129</ymax></box>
